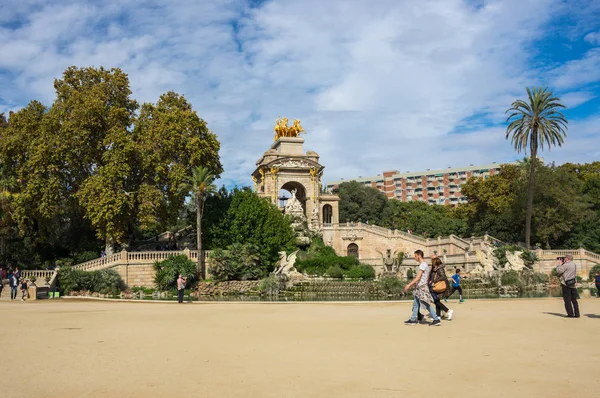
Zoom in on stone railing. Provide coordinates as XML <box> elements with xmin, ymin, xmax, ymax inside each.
<box><xmin>21</xmin><ymin>270</ymin><xmax>55</xmax><ymax>280</ymax></box>
<box><xmin>73</xmin><ymin>252</ymin><xmax>122</xmax><ymax>271</ymax></box>
<box><xmin>72</xmin><ymin>249</ymin><xmax>212</xmax><ymax>272</ymax></box>
<box><xmin>21</xmin><ymin>269</ymin><xmax>59</xmax><ymax>291</ymax></box>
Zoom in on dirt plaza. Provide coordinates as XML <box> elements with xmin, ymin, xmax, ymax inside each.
<box><xmin>2</xmin><ymin>298</ymin><xmax>598</xmax><ymax>398</ymax></box>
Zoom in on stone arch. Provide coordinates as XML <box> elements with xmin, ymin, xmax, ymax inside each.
<box><xmin>280</xmin><ymin>181</ymin><xmax>308</xmax><ymax>216</ymax></box>
<box><xmin>322</xmin><ymin>204</ymin><xmax>333</xmax><ymax>224</ymax></box>
<box><xmin>347</xmin><ymin>243</ymin><xmax>359</xmax><ymax>259</ymax></box>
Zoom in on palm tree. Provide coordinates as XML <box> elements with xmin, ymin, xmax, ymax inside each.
<box><xmin>505</xmin><ymin>87</ymin><xmax>568</xmax><ymax>248</ymax></box>
<box><xmin>181</xmin><ymin>166</ymin><xmax>218</xmax><ymax>280</ymax></box>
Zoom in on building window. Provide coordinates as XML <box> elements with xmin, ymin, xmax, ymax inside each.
<box><xmin>322</xmin><ymin>204</ymin><xmax>333</xmax><ymax>224</ymax></box>
<box><xmin>347</xmin><ymin>243</ymin><xmax>359</xmax><ymax>259</ymax></box>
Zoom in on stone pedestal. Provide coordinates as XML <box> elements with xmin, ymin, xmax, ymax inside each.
<box><xmin>28</xmin><ymin>285</ymin><xmax>37</xmax><ymax>301</ymax></box>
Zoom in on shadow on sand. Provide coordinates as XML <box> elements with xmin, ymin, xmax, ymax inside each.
<box><xmin>543</xmin><ymin>312</ymin><xmax>569</xmax><ymax>318</ymax></box>
<box><xmin>584</xmin><ymin>314</ymin><xmax>600</xmax><ymax>319</ymax></box>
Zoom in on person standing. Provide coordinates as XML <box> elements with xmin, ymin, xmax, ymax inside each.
<box><xmin>20</xmin><ymin>279</ymin><xmax>29</xmax><ymax>301</ymax></box>
<box><xmin>594</xmin><ymin>272</ymin><xmax>600</xmax><ymax>298</ymax></box>
<box><xmin>404</xmin><ymin>250</ymin><xmax>441</xmax><ymax>326</ymax></box>
<box><xmin>556</xmin><ymin>255</ymin><xmax>580</xmax><ymax>318</ymax></box>
<box><xmin>177</xmin><ymin>274</ymin><xmax>186</xmax><ymax>304</ymax></box>
<box><xmin>9</xmin><ymin>272</ymin><xmax>18</xmax><ymax>300</ymax></box>
<box><xmin>0</xmin><ymin>266</ymin><xmax>4</xmax><ymax>298</ymax></box>
<box><xmin>429</xmin><ymin>257</ymin><xmax>454</xmax><ymax>320</ymax></box>
<box><xmin>445</xmin><ymin>268</ymin><xmax>465</xmax><ymax>303</ymax></box>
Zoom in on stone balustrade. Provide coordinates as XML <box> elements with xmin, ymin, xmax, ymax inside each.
<box><xmin>21</xmin><ymin>270</ymin><xmax>55</xmax><ymax>280</ymax></box>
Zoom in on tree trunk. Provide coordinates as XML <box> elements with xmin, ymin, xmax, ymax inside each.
<box><xmin>525</xmin><ymin>137</ymin><xmax>538</xmax><ymax>249</ymax></box>
<box><xmin>197</xmin><ymin>195</ymin><xmax>204</xmax><ymax>280</ymax></box>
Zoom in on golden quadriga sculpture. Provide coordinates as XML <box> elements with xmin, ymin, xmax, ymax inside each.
<box><xmin>274</xmin><ymin>117</ymin><xmax>305</xmax><ymax>141</ymax></box>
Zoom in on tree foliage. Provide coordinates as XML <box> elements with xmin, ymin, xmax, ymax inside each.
<box><xmin>0</xmin><ymin>66</ymin><xmax>222</xmax><ymax>267</ymax></box>
<box><xmin>215</xmin><ymin>189</ymin><xmax>296</xmax><ymax>270</ymax></box>
<box><xmin>153</xmin><ymin>254</ymin><xmax>197</xmax><ymax>291</ymax></box>
<box><xmin>338</xmin><ymin>181</ymin><xmax>390</xmax><ymax>224</ymax></box>
<box><xmin>209</xmin><ymin>243</ymin><xmax>264</xmax><ymax>281</ymax></box>
<box><xmin>505</xmin><ymin>87</ymin><xmax>568</xmax><ymax>247</ymax></box>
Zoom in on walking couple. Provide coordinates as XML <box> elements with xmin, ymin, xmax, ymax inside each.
<box><xmin>404</xmin><ymin>250</ymin><xmax>454</xmax><ymax>326</ymax></box>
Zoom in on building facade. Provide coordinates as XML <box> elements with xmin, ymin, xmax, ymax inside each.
<box><xmin>326</xmin><ymin>162</ymin><xmax>513</xmax><ymax>205</ymax></box>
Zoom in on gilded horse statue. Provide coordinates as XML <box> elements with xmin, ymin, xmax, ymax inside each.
<box><xmin>274</xmin><ymin>117</ymin><xmax>305</xmax><ymax>140</ymax></box>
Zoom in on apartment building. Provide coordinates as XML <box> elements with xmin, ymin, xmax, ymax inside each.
<box><xmin>326</xmin><ymin>162</ymin><xmax>512</xmax><ymax>205</ymax></box>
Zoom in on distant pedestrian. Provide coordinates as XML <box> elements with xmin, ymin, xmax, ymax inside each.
<box><xmin>446</xmin><ymin>268</ymin><xmax>465</xmax><ymax>303</ymax></box>
<box><xmin>0</xmin><ymin>267</ymin><xmax>4</xmax><ymax>298</ymax></box>
<box><xmin>14</xmin><ymin>267</ymin><xmax>20</xmax><ymax>280</ymax></box>
<box><xmin>21</xmin><ymin>279</ymin><xmax>29</xmax><ymax>301</ymax></box>
<box><xmin>594</xmin><ymin>272</ymin><xmax>600</xmax><ymax>298</ymax></box>
<box><xmin>556</xmin><ymin>255</ymin><xmax>580</xmax><ymax>318</ymax></box>
<box><xmin>404</xmin><ymin>250</ymin><xmax>441</xmax><ymax>326</ymax></box>
<box><xmin>177</xmin><ymin>274</ymin><xmax>186</xmax><ymax>304</ymax></box>
<box><xmin>9</xmin><ymin>272</ymin><xmax>18</xmax><ymax>300</ymax></box>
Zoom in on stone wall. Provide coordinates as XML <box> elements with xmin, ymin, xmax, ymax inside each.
<box><xmin>198</xmin><ymin>281</ymin><xmax>261</xmax><ymax>296</ymax></box>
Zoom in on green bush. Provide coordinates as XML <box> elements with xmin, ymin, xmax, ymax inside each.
<box><xmin>589</xmin><ymin>264</ymin><xmax>600</xmax><ymax>281</ymax></box>
<box><xmin>153</xmin><ymin>255</ymin><xmax>197</xmax><ymax>291</ymax></box>
<box><xmin>380</xmin><ymin>276</ymin><xmax>406</xmax><ymax>295</ymax></box>
<box><xmin>500</xmin><ymin>270</ymin><xmax>524</xmax><ymax>287</ymax></box>
<box><xmin>326</xmin><ymin>265</ymin><xmax>344</xmax><ymax>279</ymax></box>
<box><xmin>209</xmin><ymin>243</ymin><xmax>265</xmax><ymax>282</ymax></box>
<box><xmin>344</xmin><ymin>264</ymin><xmax>376</xmax><ymax>280</ymax></box>
<box><xmin>131</xmin><ymin>286</ymin><xmax>156</xmax><ymax>294</ymax></box>
<box><xmin>407</xmin><ymin>268</ymin><xmax>415</xmax><ymax>280</ymax></box>
<box><xmin>258</xmin><ymin>274</ymin><xmax>281</xmax><ymax>296</ymax></box>
<box><xmin>57</xmin><ymin>266</ymin><xmax>125</xmax><ymax>295</ymax></box>
<box><xmin>295</xmin><ymin>245</ymin><xmax>359</xmax><ymax>276</ymax></box>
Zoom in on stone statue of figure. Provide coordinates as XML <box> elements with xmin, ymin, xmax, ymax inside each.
<box><xmin>311</xmin><ymin>206</ymin><xmax>319</xmax><ymax>220</ymax></box>
<box><xmin>274</xmin><ymin>250</ymin><xmax>301</xmax><ymax>276</ymax></box>
<box><xmin>285</xmin><ymin>189</ymin><xmax>303</xmax><ymax>213</ymax></box>
<box><xmin>378</xmin><ymin>248</ymin><xmax>397</xmax><ymax>272</ymax></box>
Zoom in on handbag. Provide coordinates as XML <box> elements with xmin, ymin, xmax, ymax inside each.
<box><xmin>432</xmin><ymin>280</ymin><xmax>447</xmax><ymax>293</ymax></box>
<box><xmin>565</xmin><ymin>278</ymin><xmax>576</xmax><ymax>288</ymax></box>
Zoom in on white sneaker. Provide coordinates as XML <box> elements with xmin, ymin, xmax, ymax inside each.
<box><xmin>447</xmin><ymin>309</ymin><xmax>453</xmax><ymax>320</ymax></box>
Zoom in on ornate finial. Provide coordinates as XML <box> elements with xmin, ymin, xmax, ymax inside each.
<box><xmin>274</xmin><ymin>117</ymin><xmax>305</xmax><ymax>141</ymax></box>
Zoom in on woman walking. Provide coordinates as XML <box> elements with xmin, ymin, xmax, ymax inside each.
<box><xmin>429</xmin><ymin>257</ymin><xmax>453</xmax><ymax>320</ymax></box>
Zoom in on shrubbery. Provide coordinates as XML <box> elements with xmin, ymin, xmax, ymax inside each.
<box><xmin>153</xmin><ymin>254</ymin><xmax>197</xmax><ymax>291</ymax></box>
<box><xmin>210</xmin><ymin>243</ymin><xmax>265</xmax><ymax>282</ymax></box>
<box><xmin>258</xmin><ymin>274</ymin><xmax>281</xmax><ymax>296</ymax></box>
<box><xmin>295</xmin><ymin>242</ymin><xmax>374</xmax><ymax>279</ymax></box>
<box><xmin>380</xmin><ymin>276</ymin><xmax>406</xmax><ymax>295</ymax></box>
<box><xmin>57</xmin><ymin>266</ymin><xmax>125</xmax><ymax>295</ymax></box>
<box><xmin>499</xmin><ymin>270</ymin><xmax>548</xmax><ymax>287</ymax></box>
<box><xmin>589</xmin><ymin>264</ymin><xmax>600</xmax><ymax>281</ymax></box>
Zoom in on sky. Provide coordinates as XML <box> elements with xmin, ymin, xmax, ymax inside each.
<box><xmin>1</xmin><ymin>0</ymin><xmax>599</xmax><ymax>188</ymax></box>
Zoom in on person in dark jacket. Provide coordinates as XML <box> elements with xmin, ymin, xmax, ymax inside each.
<box><xmin>9</xmin><ymin>272</ymin><xmax>18</xmax><ymax>300</ymax></box>
<box><xmin>429</xmin><ymin>257</ymin><xmax>454</xmax><ymax>320</ymax></box>
<box><xmin>556</xmin><ymin>255</ymin><xmax>579</xmax><ymax>318</ymax></box>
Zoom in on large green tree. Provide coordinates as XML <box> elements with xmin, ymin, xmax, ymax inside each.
<box><xmin>505</xmin><ymin>87</ymin><xmax>568</xmax><ymax>248</ymax></box>
<box><xmin>337</xmin><ymin>181</ymin><xmax>391</xmax><ymax>224</ymax></box>
<box><xmin>384</xmin><ymin>200</ymin><xmax>467</xmax><ymax>238</ymax></box>
<box><xmin>215</xmin><ymin>189</ymin><xmax>296</xmax><ymax>270</ymax></box>
<box><xmin>0</xmin><ymin>66</ymin><xmax>223</xmax><ymax>267</ymax></box>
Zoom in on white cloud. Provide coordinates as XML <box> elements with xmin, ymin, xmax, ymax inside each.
<box><xmin>0</xmin><ymin>0</ymin><xmax>599</xmax><ymax>189</ymax></box>
<box><xmin>584</xmin><ymin>31</ymin><xmax>600</xmax><ymax>45</ymax></box>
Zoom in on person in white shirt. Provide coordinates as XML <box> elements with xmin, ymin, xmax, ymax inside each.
<box><xmin>403</xmin><ymin>250</ymin><xmax>441</xmax><ymax>326</ymax></box>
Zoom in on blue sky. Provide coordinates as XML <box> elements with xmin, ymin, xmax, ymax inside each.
<box><xmin>1</xmin><ymin>0</ymin><xmax>599</xmax><ymax>188</ymax></box>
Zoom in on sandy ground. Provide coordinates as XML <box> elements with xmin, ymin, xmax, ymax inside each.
<box><xmin>1</xmin><ymin>297</ymin><xmax>599</xmax><ymax>398</ymax></box>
